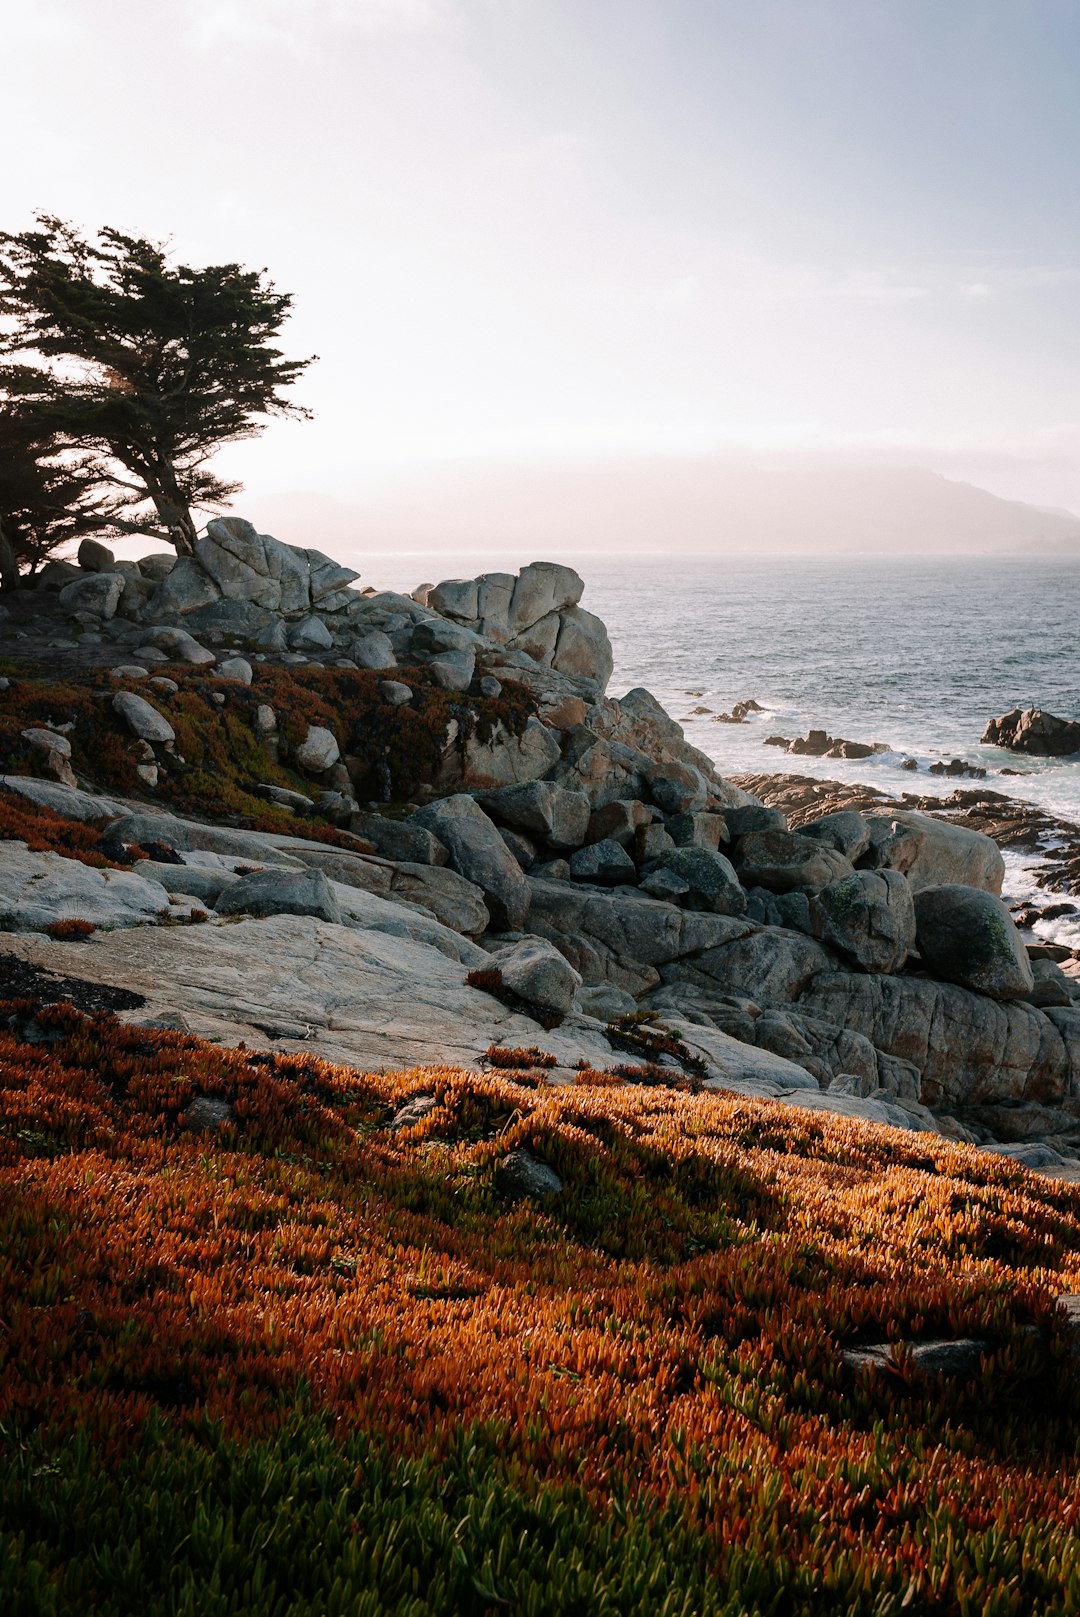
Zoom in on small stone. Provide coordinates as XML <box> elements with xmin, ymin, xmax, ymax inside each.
<box><xmin>109</xmin><ymin>665</ymin><xmax>151</xmax><ymax>681</ymax></box>
<box><xmin>215</xmin><ymin>656</ymin><xmax>253</xmax><ymax>685</ymax></box>
<box><xmin>390</xmin><ymin>1093</ymin><xmax>438</xmax><ymax>1131</ymax></box>
<box><xmin>479</xmin><ymin>676</ymin><xmax>502</xmax><ymax>698</ymax></box>
<box><xmin>149</xmin><ymin>677</ymin><xmax>179</xmax><ymax>695</ymax></box>
<box><xmin>495</xmin><ymin>1148</ymin><xmax>563</xmax><ymax>1202</ymax></box>
<box><xmin>380</xmin><ymin>680</ymin><xmax>413</xmax><ymax>706</ymax></box>
<box><xmin>131</xmin><ymin>646</ymin><xmax>171</xmax><ymax>664</ymax></box>
<box><xmin>295</xmin><ymin>724</ymin><xmax>340</xmax><ymax>773</ymax></box>
<box><xmin>181</xmin><ymin>1095</ymin><xmax>235</xmax><ymax>1133</ymax></box>
<box><xmin>254</xmin><ymin>704</ymin><xmax>277</xmax><ymax>735</ymax></box>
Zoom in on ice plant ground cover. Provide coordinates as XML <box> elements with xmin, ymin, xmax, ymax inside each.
<box><xmin>4</xmin><ymin>1004</ymin><xmax>1080</xmax><ymax>1613</ymax></box>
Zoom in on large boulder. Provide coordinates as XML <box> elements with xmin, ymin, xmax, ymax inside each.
<box><xmin>412</xmin><ymin>795</ymin><xmax>531</xmax><ymax>930</ymax></box>
<box><xmin>912</xmin><ymin>885</ymin><xmax>1035</xmax><ymax>1001</ymax></box>
<box><xmin>527</xmin><ymin>878</ymin><xmax>753</xmax><ymax>994</ymax></box>
<box><xmin>57</xmin><ymin>572</ymin><xmax>125</xmax><ymax>619</ymax></box>
<box><xmin>144</xmin><ymin>556</ymin><xmax>222</xmax><ymax>619</ymax></box>
<box><xmin>197</xmin><ymin>518</ymin><xmax>282</xmax><ymax>609</ymax></box>
<box><xmin>135</xmin><ymin>625</ymin><xmax>216</xmax><ymax>665</ymax></box>
<box><xmin>862</xmin><ymin>811</ymin><xmax>1004</xmax><ymax>896</ymax></box>
<box><xmin>550</xmin><ymin>606</ymin><xmax>614</xmax><ymax>693</ymax></box>
<box><xmin>441</xmin><ymin>716</ymin><xmax>561</xmax><ymax>792</ymax></box>
<box><xmin>349</xmin><ymin>813</ymin><xmax>448</xmax><ymax>866</ymax></box>
<box><xmin>507</xmin><ymin>562</ymin><xmax>584</xmax><ymax>636</ymax></box>
<box><xmin>982</xmin><ymin>707</ymin><xmax>1080</xmax><ymax>756</ymax></box>
<box><xmin>735</xmin><ymin>829</ymin><xmax>854</xmax><ymax>893</ymax></box>
<box><xmin>476</xmin><ymin>781</ymin><xmax>590</xmax><ymax>849</ymax></box>
<box><xmin>809</xmin><ymin>869</ymin><xmax>915</xmax><ymax>975</ymax></box>
<box><xmin>799</xmin><ymin>969</ymin><xmax>1080</xmax><ymax>1109</ymax></box>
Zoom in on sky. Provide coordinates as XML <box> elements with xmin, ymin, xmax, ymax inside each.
<box><xmin>6</xmin><ymin>0</ymin><xmax>1080</xmax><ymax>547</ymax></box>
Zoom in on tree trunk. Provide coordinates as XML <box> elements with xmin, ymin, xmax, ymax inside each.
<box><xmin>0</xmin><ymin>515</ymin><xmax>18</xmax><ymax>592</ymax></box>
<box><xmin>145</xmin><ymin>464</ymin><xmax>198</xmax><ymax>557</ymax></box>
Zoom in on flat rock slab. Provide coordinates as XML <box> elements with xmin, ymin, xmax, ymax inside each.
<box><xmin>0</xmin><ymin>915</ymin><xmax>609</xmax><ymax>1074</ymax></box>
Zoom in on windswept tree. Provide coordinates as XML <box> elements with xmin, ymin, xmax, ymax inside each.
<box><xmin>0</xmin><ymin>406</ymin><xmax>132</xmax><ymax>589</ymax></box>
<box><xmin>0</xmin><ymin>216</ymin><xmax>314</xmax><ymax>555</ymax></box>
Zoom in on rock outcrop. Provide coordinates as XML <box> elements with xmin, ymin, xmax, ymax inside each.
<box><xmin>7</xmin><ymin>530</ymin><xmax>1080</xmax><ymax>1160</ymax></box>
<box><xmin>983</xmin><ymin>707</ymin><xmax>1080</xmax><ymax>756</ymax></box>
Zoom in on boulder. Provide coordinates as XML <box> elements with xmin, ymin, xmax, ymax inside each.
<box><xmin>492</xmin><ymin>935</ymin><xmax>582</xmax><ymax>1017</ymax></box>
<box><xmin>136</xmin><ymin>625</ymin><xmax>216</xmax><ymax>665</ymax></box>
<box><xmin>351</xmin><ymin>631</ymin><xmax>397</xmax><ymax>670</ymax></box>
<box><xmin>736</xmin><ymin>829</ymin><xmax>854</xmax><ymax>893</ymax></box>
<box><xmin>133</xmin><ymin>861</ymin><xmax>240</xmax><ymax>906</ymax></box>
<box><xmin>809</xmin><ymin>869</ymin><xmax>915</xmax><ymax>975</ymax></box>
<box><xmin>476</xmin><ymin>781</ymin><xmax>591</xmax><ymax>849</ymax></box>
<box><xmin>20</xmin><ymin>728</ymin><xmax>76</xmax><ymax>788</ymax></box>
<box><xmin>726</xmin><ymin>805</ymin><xmax>786</xmax><ymax>837</ymax></box>
<box><xmin>214</xmin><ymin>656</ymin><xmax>253</xmax><ymax>685</ymax></box>
<box><xmin>982</xmin><ymin>707</ymin><xmax>1080</xmax><ymax>756</ymax></box>
<box><xmin>429</xmin><ymin>649</ymin><xmax>475</xmax><ymax>691</ymax></box>
<box><xmin>643</xmin><ymin>847</ymin><xmax>746</xmax><ymax>916</ymax></box>
<box><xmin>667</xmin><ymin>811</ymin><xmax>728</xmax><ymax>850</ymax></box>
<box><xmin>302</xmin><ymin>548</ymin><xmax>360</xmax><ymax>602</ymax></box>
<box><xmin>550</xmin><ymin>606</ymin><xmax>614</xmax><ymax>692</ymax></box>
<box><xmin>350</xmin><ymin>813</ymin><xmax>448</xmax><ymax>866</ymax></box>
<box><xmin>797</xmin><ymin>969</ymin><xmax>1080</xmax><ymax>1108</ymax></box>
<box><xmin>799</xmin><ymin>810</ymin><xmax>871</xmax><ymax>862</ymax></box>
<box><xmin>586</xmin><ymin>799</ymin><xmax>654</xmax><ymax>847</ymax></box>
<box><xmin>380</xmin><ymin>681</ymin><xmax>413</xmax><ymax>706</ymax></box>
<box><xmin>862</xmin><ymin>811</ymin><xmax>1004</xmax><ymax>896</ymax></box>
<box><xmin>136</xmin><ymin>554</ymin><xmax>177</xmax><ymax>581</ymax></box>
<box><xmin>216</xmin><ymin>868</ymin><xmax>342</xmax><ymax>925</ymax></box>
<box><xmin>198</xmin><ymin>518</ymin><xmax>281</xmax><ymax>608</ymax></box>
<box><xmin>78</xmin><ymin>538</ymin><xmax>116</xmax><ymax>572</ymax></box>
<box><xmin>527</xmin><ymin>878</ymin><xmax>753</xmax><ymax>994</ymax></box>
<box><xmin>295</xmin><ymin>725</ymin><xmax>340</xmax><ymax>773</ymax></box>
<box><xmin>412</xmin><ymin>795</ymin><xmax>531</xmax><ymax>930</ymax></box>
<box><xmin>144</xmin><ymin>556</ymin><xmax>222</xmax><ymax>619</ymax></box>
<box><xmin>111</xmin><ymin>691</ymin><xmax>175</xmax><ymax>744</ymax></box>
<box><xmin>446</xmin><ymin>716</ymin><xmax>562</xmax><ymax>792</ymax></box>
<box><xmin>913</xmin><ymin>885</ymin><xmax>1035</xmax><ymax>1001</ymax></box>
<box><xmin>569</xmin><ymin>839</ymin><xmax>636</xmax><ymax>885</ymax></box>
<box><xmin>57</xmin><ymin>572</ymin><xmax>124</xmax><ymax>619</ymax></box>
<box><xmin>288</xmin><ymin>616</ymin><xmax>333</xmax><ymax>651</ymax></box>
<box><xmin>428</xmin><ymin>579</ymin><xmax>480</xmax><ymax>620</ymax></box>
<box><xmin>509</xmin><ymin>611</ymin><xmax>561</xmax><ymax>666</ymax></box>
<box><xmin>507</xmin><ymin>562</ymin><xmax>584</xmax><ymax>636</ymax></box>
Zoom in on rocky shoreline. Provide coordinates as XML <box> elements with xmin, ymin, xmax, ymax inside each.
<box><xmin>5</xmin><ymin>522</ymin><xmax>1080</xmax><ymax>1174</ymax></box>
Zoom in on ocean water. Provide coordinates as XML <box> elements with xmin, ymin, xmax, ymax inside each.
<box><xmin>366</xmin><ymin>550</ymin><xmax>1080</xmax><ymax>828</ymax></box>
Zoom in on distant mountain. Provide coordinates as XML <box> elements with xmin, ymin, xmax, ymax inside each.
<box><xmin>242</xmin><ymin>459</ymin><xmax>1080</xmax><ymax>563</ymax></box>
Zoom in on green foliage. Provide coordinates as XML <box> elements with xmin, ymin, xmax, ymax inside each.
<box><xmin>0</xmin><ymin>406</ymin><xmax>132</xmax><ymax>585</ymax></box>
<box><xmin>0</xmin><ymin>215</ymin><xmax>314</xmax><ymax>552</ymax></box>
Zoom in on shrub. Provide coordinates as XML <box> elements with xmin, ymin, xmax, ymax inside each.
<box><xmin>42</xmin><ymin>918</ymin><xmax>96</xmax><ymax>940</ymax></box>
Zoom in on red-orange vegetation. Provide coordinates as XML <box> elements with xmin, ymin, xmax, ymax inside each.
<box><xmin>4</xmin><ymin>1002</ymin><xmax>1080</xmax><ymax>1610</ymax></box>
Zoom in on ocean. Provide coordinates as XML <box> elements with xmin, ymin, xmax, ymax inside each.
<box><xmin>364</xmin><ymin>550</ymin><xmax>1080</xmax><ymax>827</ymax></box>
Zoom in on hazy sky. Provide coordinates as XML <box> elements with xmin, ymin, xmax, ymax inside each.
<box><xmin>8</xmin><ymin>0</ymin><xmax>1080</xmax><ymax>519</ymax></box>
